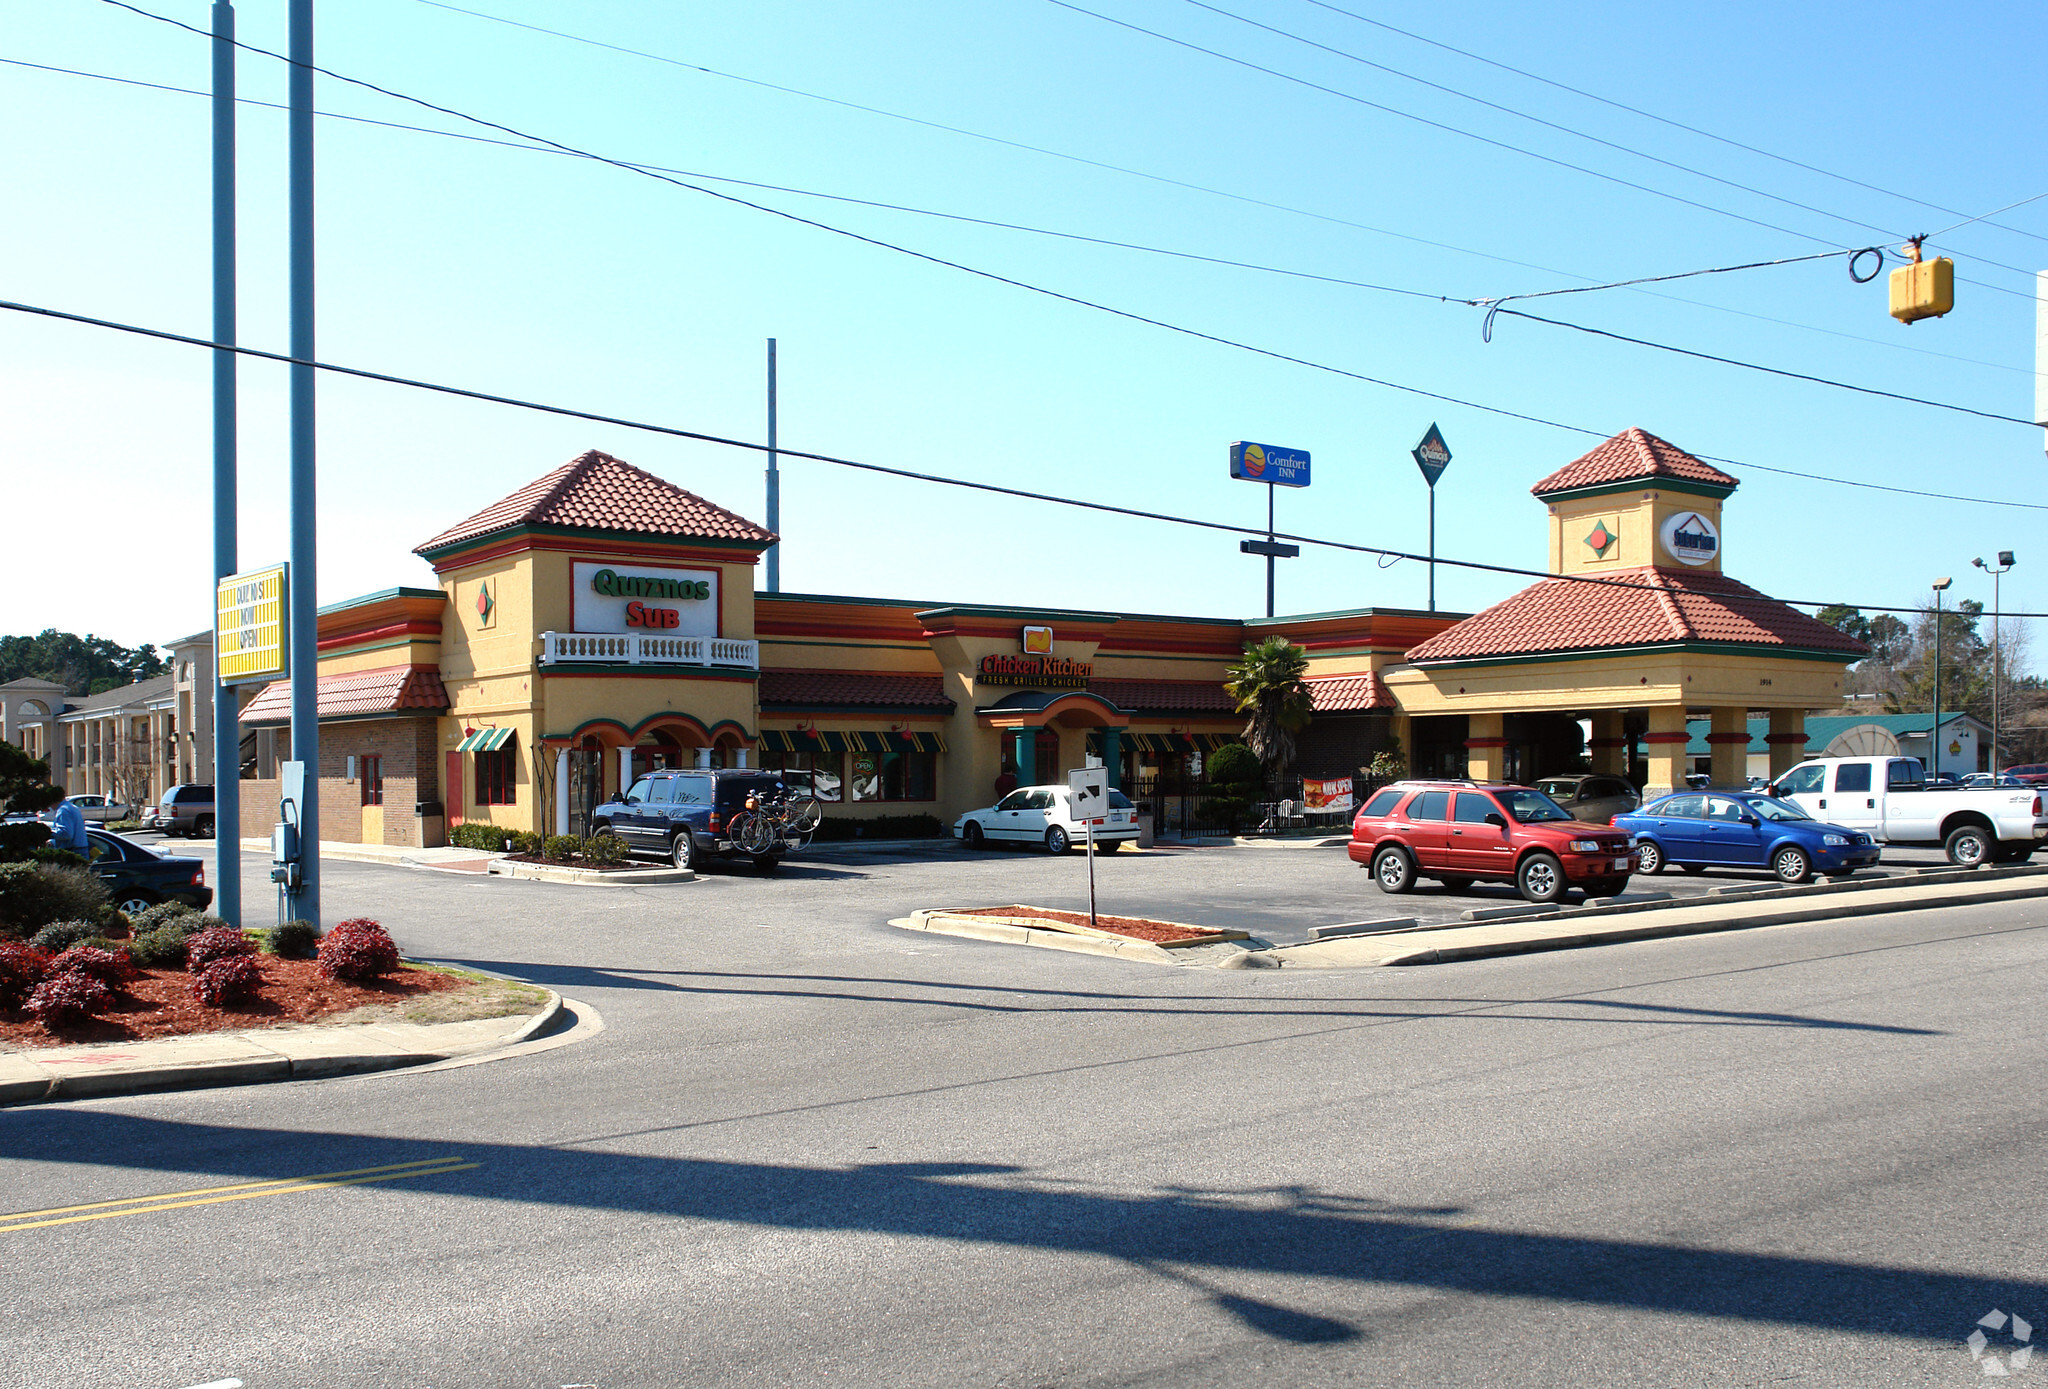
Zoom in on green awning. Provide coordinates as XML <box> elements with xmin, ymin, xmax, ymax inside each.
<box><xmin>1098</xmin><ymin>732</ymin><xmax>1240</xmax><ymax>756</ymax></box>
<box><xmin>759</xmin><ymin>729</ymin><xmax>945</xmax><ymax>754</ymax></box>
<box><xmin>456</xmin><ymin>726</ymin><xmax>515</xmax><ymax>753</ymax></box>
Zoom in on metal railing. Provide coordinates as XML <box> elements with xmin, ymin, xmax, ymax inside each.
<box><xmin>540</xmin><ymin>631</ymin><xmax>759</xmax><ymax>668</ymax></box>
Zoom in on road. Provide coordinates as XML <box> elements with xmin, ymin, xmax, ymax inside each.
<box><xmin>3</xmin><ymin>840</ymin><xmax>2044</xmax><ymax>1387</ymax></box>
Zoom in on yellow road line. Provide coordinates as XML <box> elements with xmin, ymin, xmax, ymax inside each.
<box><xmin>0</xmin><ymin>1158</ymin><xmax>476</xmax><ymax>1233</ymax></box>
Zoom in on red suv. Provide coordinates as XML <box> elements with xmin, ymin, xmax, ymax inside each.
<box><xmin>1348</xmin><ymin>781</ymin><xmax>1638</xmax><ymax>903</ymax></box>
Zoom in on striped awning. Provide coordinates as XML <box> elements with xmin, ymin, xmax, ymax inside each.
<box><xmin>1090</xmin><ymin>731</ymin><xmax>1240</xmax><ymax>756</ymax></box>
<box><xmin>758</xmin><ymin>729</ymin><xmax>946</xmax><ymax>754</ymax></box>
<box><xmin>456</xmin><ymin>726</ymin><xmax>515</xmax><ymax>753</ymax></box>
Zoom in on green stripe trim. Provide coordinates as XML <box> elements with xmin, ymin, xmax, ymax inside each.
<box><xmin>1534</xmin><ymin>478</ymin><xmax>1734</xmax><ymax>504</ymax></box>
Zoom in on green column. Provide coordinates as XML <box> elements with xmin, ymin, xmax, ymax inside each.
<box><xmin>1011</xmin><ymin>728</ymin><xmax>1036</xmax><ymax>785</ymax></box>
<box><xmin>1102</xmin><ymin>726</ymin><xmax>1122</xmax><ymax>791</ymax></box>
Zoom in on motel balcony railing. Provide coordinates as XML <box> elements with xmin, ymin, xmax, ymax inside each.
<box><xmin>539</xmin><ymin>631</ymin><xmax>759</xmax><ymax>670</ymax></box>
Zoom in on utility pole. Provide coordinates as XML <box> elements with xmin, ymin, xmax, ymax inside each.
<box><xmin>210</xmin><ymin>0</ymin><xmax>240</xmax><ymax>927</ymax></box>
<box><xmin>286</xmin><ymin>0</ymin><xmax>319</xmax><ymax>925</ymax></box>
<box><xmin>765</xmin><ymin>338</ymin><xmax>779</xmax><ymax>592</ymax></box>
<box><xmin>1974</xmin><ymin>551</ymin><xmax>2016</xmax><ymax>774</ymax></box>
<box><xmin>1931</xmin><ymin>576</ymin><xmax>1952</xmax><ymax>778</ymax></box>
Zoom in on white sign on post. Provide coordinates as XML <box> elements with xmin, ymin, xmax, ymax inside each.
<box><xmin>1068</xmin><ymin>766</ymin><xmax>1109</xmax><ymax>925</ymax></box>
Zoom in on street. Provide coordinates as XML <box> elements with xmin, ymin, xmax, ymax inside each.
<box><xmin>3</xmin><ymin>842</ymin><xmax>2045</xmax><ymax>1387</ymax></box>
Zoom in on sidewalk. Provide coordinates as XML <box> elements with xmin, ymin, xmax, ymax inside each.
<box><xmin>0</xmin><ymin>992</ymin><xmax>562</xmax><ymax>1106</ymax></box>
<box><xmin>234</xmin><ymin>837</ymin><xmax>502</xmax><ymax>874</ymax></box>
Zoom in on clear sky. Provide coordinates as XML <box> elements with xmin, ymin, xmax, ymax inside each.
<box><xmin>3</xmin><ymin>0</ymin><xmax>2044</xmax><ymax>657</ymax></box>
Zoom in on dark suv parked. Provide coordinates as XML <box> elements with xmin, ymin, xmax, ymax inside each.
<box><xmin>591</xmin><ymin>769</ymin><xmax>805</xmax><ymax>872</ymax></box>
<box><xmin>1348</xmin><ymin>780</ymin><xmax>1638</xmax><ymax>903</ymax></box>
<box><xmin>145</xmin><ymin>784</ymin><xmax>216</xmax><ymax>838</ymax></box>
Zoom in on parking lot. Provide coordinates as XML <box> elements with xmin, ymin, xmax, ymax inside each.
<box><xmin>134</xmin><ymin>828</ymin><xmax>1972</xmax><ymax>947</ymax></box>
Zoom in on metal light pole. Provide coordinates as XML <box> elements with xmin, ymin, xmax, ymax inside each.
<box><xmin>1973</xmin><ymin>551</ymin><xmax>2016</xmax><ymax>774</ymax></box>
<box><xmin>286</xmin><ymin>0</ymin><xmax>320</xmax><ymax>925</ymax></box>
<box><xmin>765</xmin><ymin>338</ymin><xmax>779</xmax><ymax>592</ymax></box>
<box><xmin>210</xmin><ymin>0</ymin><xmax>240</xmax><ymax>927</ymax></box>
<box><xmin>1931</xmin><ymin>576</ymin><xmax>1952</xmax><ymax>778</ymax></box>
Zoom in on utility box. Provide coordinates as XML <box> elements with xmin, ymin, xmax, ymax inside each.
<box><xmin>415</xmin><ymin>800</ymin><xmax>446</xmax><ymax>849</ymax></box>
<box><xmin>1889</xmin><ymin>256</ymin><xmax>1954</xmax><ymax>324</ymax></box>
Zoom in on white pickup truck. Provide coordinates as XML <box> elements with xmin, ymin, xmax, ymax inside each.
<box><xmin>1768</xmin><ymin>755</ymin><xmax>2048</xmax><ymax>866</ymax></box>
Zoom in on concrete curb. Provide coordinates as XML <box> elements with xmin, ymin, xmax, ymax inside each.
<box><xmin>1230</xmin><ymin>835</ymin><xmax>1350</xmax><ymax>849</ymax></box>
<box><xmin>891</xmin><ymin>911</ymin><xmax>1182</xmax><ymax>965</ymax></box>
<box><xmin>486</xmin><ymin>859</ymin><xmax>694</xmax><ymax>886</ymax></box>
<box><xmin>0</xmin><ymin>991</ymin><xmax>564</xmax><ymax>1107</ymax></box>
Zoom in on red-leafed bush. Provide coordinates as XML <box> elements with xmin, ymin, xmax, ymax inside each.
<box><xmin>26</xmin><ymin>971</ymin><xmax>113</xmax><ymax>1027</ymax></box>
<box><xmin>190</xmin><ymin>954</ymin><xmax>263</xmax><ymax>1008</ymax></box>
<box><xmin>47</xmin><ymin>944</ymin><xmax>132</xmax><ymax>986</ymax></box>
<box><xmin>317</xmin><ymin>919</ymin><xmax>400</xmax><ymax>981</ymax></box>
<box><xmin>0</xmin><ymin>940</ymin><xmax>49</xmax><ymax>1008</ymax></box>
<box><xmin>186</xmin><ymin>926</ymin><xmax>257</xmax><ymax>969</ymax></box>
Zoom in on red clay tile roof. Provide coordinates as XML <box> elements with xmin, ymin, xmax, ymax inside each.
<box><xmin>1403</xmin><ymin>566</ymin><xmax>1868</xmax><ymax>663</ymax></box>
<box><xmin>1530</xmin><ymin>428</ymin><xmax>1738</xmax><ymax>497</ymax></box>
<box><xmin>1303</xmin><ymin>672</ymin><xmax>1394</xmax><ymax>711</ymax></box>
<box><xmin>415</xmin><ymin>451</ymin><xmax>776</xmax><ymax>554</ymax></box>
<box><xmin>240</xmin><ymin>666</ymin><xmax>449</xmax><ymax>726</ymax></box>
<box><xmin>1090</xmin><ymin>679</ymin><xmax>1236</xmax><ymax>714</ymax></box>
<box><xmin>758</xmin><ymin>671</ymin><xmax>954</xmax><ymax>711</ymax></box>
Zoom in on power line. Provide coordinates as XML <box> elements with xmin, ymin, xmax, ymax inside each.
<box><xmin>3</xmin><ymin>293</ymin><xmax>2037</xmax><ymax>616</ymax></box>
<box><xmin>1295</xmin><ymin>0</ymin><xmax>2048</xmax><ymax>250</ymax></box>
<box><xmin>73</xmin><ymin>8</ymin><xmax>2047</xmax><ymax>471</ymax></box>
<box><xmin>1045</xmin><ymin>0</ymin><xmax>2037</xmax><ymax>300</ymax></box>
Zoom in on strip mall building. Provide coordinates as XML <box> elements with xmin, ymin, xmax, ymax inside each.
<box><xmin>231</xmin><ymin>428</ymin><xmax>1865</xmax><ymax>844</ymax></box>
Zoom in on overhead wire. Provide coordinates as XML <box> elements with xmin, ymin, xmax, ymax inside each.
<box><xmin>3</xmin><ymin>292</ymin><xmax>2039</xmax><ymax>618</ymax></box>
<box><xmin>1295</xmin><ymin>0</ymin><xmax>2048</xmax><ymax>249</ymax></box>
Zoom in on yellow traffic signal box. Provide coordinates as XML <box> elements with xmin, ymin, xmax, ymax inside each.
<box><xmin>1889</xmin><ymin>256</ymin><xmax>1954</xmax><ymax>324</ymax></box>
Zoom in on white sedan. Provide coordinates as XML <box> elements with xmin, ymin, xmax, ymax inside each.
<box><xmin>955</xmin><ymin>784</ymin><xmax>1140</xmax><ymax>853</ymax></box>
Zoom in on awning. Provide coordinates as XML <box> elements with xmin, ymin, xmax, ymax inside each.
<box><xmin>239</xmin><ymin>664</ymin><xmax>449</xmax><ymax>727</ymax></box>
<box><xmin>758</xmin><ymin>729</ymin><xmax>946</xmax><ymax>754</ymax></box>
<box><xmin>456</xmin><ymin>726</ymin><xmax>515</xmax><ymax>753</ymax></box>
<box><xmin>1091</xmin><ymin>731</ymin><xmax>1240</xmax><ymax>756</ymax></box>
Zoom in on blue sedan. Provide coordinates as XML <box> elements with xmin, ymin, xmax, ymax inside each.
<box><xmin>1612</xmin><ymin>791</ymin><xmax>1880</xmax><ymax>884</ymax></box>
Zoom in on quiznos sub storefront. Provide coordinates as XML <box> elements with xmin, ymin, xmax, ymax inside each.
<box><xmin>236</xmin><ymin>432</ymin><xmax>1862</xmax><ymax>845</ymax></box>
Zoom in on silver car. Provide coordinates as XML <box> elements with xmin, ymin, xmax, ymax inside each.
<box><xmin>1533</xmin><ymin>774</ymin><xmax>1641</xmax><ymax>824</ymax></box>
<box><xmin>66</xmin><ymin>794</ymin><xmax>135</xmax><ymax>824</ymax></box>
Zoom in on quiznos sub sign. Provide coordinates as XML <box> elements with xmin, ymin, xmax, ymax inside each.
<box><xmin>573</xmin><ymin>561</ymin><xmax>718</xmax><ymax>635</ymax></box>
<box><xmin>978</xmin><ymin>654</ymin><xmax>1092</xmax><ymax>689</ymax></box>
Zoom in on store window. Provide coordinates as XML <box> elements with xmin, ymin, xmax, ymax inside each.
<box><xmin>851</xmin><ymin>749</ymin><xmax>935</xmax><ymax>802</ymax></box>
<box><xmin>359</xmin><ymin>754</ymin><xmax>383</xmax><ymax>807</ymax></box>
<box><xmin>761</xmin><ymin>750</ymin><xmax>843</xmax><ymax>802</ymax></box>
<box><xmin>475</xmin><ymin>745</ymin><xmax>517</xmax><ymax>806</ymax></box>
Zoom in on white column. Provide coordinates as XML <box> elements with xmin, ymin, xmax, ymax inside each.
<box><xmin>555</xmin><ymin>747</ymin><xmax>570</xmax><ymax>836</ymax></box>
<box><xmin>734</xmin><ymin>747</ymin><xmax>749</xmax><ymax>768</ymax></box>
<box><xmin>619</xmin><ymin>745</ymin><xmax>635</xmax><ymax>796</ymax></box>
<box><xmin>694</xmin><ymin>747</ymin><xmax>713</xmax><ymax>769</ymax></box>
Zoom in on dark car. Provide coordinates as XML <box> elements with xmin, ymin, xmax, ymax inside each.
<box><xmin>591</xmin><ymin>769</ymin><xmax>807</xmax><ymax>872</ymax></box>
<box><xmin>1531</xmin><ymin>773</ymin><xmax>1640</xmax><ymax>824</ymax></box>
<box><xmin>144</xmin><ymin>784</ymin><xmax>216</xmax><ymax>838</ymax></box>
<box><xmin>85</xmin><ymin>828</ymin><xmax>212</xmax><ymax>916</ymax></box>
<box><xmin>1611</xmin><ymin>791</ymin><xmax>1879</xmax><ymax>884</ymax></box>
<box><xmin>1348</xmin><ymin>780</ymin><xmax>1637</xmax><ymax>903</ymax></box>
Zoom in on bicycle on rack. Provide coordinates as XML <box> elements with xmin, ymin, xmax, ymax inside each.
<box><xmin>726</xmin><ymin>781</ymin><xmax>823</xmax><ymax>856</ymax></box>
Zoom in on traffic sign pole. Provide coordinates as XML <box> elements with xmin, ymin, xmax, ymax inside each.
<box><xmin>1266</xmin><ymin>481</ymin><xmax>1275</xmax><ymax>618</ymax></box>
<box><xmin>1410</xmin><ymin>425</ymin><xmax>1453</xmax><ymax>613</ymax></box>
<box><xmin>211</xmin><ymin>0</ymin><xmax>239</xmax><ymax>928</ymax></box>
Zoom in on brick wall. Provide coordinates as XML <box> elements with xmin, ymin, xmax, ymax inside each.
<box><xmin>233</xmin><ymin>718</ymin><xmax>439</xmax><ymax>846</ymax></box>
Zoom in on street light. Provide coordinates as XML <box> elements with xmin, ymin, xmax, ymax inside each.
<box><xmin>1932</xmin><ymin>577</ymin><xmax>1953</xmax><ymax>778</ymax></box>
<box><xmin>1973</xmin><ymin>551</ymin><xmax>2016</xmax><ymax>775</ymax></box>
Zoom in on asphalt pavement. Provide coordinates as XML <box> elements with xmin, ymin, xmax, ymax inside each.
<box><xmin>3</xmin><ymin>834</ymin><xmax>2043</xmax><ymax>1386</ymax></box>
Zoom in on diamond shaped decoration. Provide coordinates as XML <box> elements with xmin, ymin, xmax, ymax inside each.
<box><xmin>1584</xmin><ymin>520</ymin><xmax>1616</xmax><ymax>557</ymax></box>
<box><xmin>475</xmin><ymin>583</ymin><xmax>494</xmax><ymax>619</ymax></box>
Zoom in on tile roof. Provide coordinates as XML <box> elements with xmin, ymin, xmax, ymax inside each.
<box><xmin>415</xmin><ymin>450</ymin><xmax>777</xmax><ymax>555</ymax></box>
<box><xmin>1529</xmin><ymin>428</ymin><xmax>1738</xmax><ymax>496</ymax></box>
<box><xmin>240</xmin><ymin>665</ymin><xmax>450</xmax><ymax>726</ymax></box>
<box><xmin>1089</xmin><ymin>679</ymin><xmax>1236</xmax><ymax>714</ymax></box>
<box><xmin>1303</xmin><ymin>672</ymin><xmax>1395</xmax><ymax>712</ymax></box>
<box><xmin>1402</xmin><ymin>566</ymin><xmax>1869</xmax><ymax>663</ymax></box>
<box><xmin>757</xmin><ymin>671</ymin><xmax>955</xmax><ymax>711</ymax></box>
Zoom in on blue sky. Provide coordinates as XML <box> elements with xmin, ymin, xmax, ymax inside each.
<box><xmin>3</xmin><ymin>0</ymin><xmax>2044</xmax><ymax>656</ymax></box>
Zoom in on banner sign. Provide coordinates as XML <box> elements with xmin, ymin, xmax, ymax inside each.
<box><xmin>978</xmin><ymin>654</ymin><xmax>1091</xmax><ymax>689</ymax></box>
<box><xmin>1301</xmin><ymin>777</ymin><xmax>1355</xmax><ymax>813</ymax></box>
<box><xmin>1229</xmin><ymin>441</ymin><xmax>1311</xmax><ymax>488</ymax></box>
<box><xmin>574</xmin><ymin>561</ymin><xmax>719</xmax><ymax>635</ymax></box>
<box><xmin>216</xmin><ymin>563</ymin><xmax>288</xmax><ymax>684</ymax></box>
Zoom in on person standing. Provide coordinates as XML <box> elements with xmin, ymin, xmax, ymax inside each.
<box><xmin>48</xmin><ymin>794</ymin><xmax>88</xmax><ymax>856</ymax></box>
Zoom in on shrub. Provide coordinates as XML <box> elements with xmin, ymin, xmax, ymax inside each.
<box><xmin>515</xmin><ymin>830</ymin><xmax>546</xmax><ymax>855</ymax></box>
<box><xmin>809</xmin><ymin>814</ymin><xmax>944</xmax><ymax>842</ymax></box>
<box><xmin>26</xmin><ymin>971</ymin><xmax>113</xmax><ymax>1027</ymax></box>
<box><xmin>583</xmin><ymin>832</ymin><xmax>628</xmax><ymax>866</ymax></box>
<box><xmin>0</xmin><ymin>940</ymin><xmax>49</xmax><ymax>1007</ymax></box>
<box><xmin>0</xmin><ymin>862</ymin><xmax>110</xmax><ymax>935</ymax></box>
<box><xmin>317</xmin><ymin>919</ymin><xmax>400</xmax><ymax>981</ymax></box>
<box><xmin>104</xmin><ymin>819</ymin><xmax>145</xmax><ymax>832</ymax></box>
<box><xmin>47</xmin><ymin>944</ymin><xmax>131</xmax><ymax>986</ymax></box>
<box><xmin>186</xmin><ymin>926</ymin><xmax>257</xmax><ymax>968</ymax></box>
<box><xmin>265</xmin><ymin>919</ymin><xmax>319</xmax><ymax>959</ymax></box>
<box><xmin>127</xmin><ymin>926</ymin><xmax>190</xmax><ymax>970</ymax></box>
<box><xmin>93</xmin><ymin>906</ymin><xmax>134</xmax><ymax>939</ymax></box>
<box><xmin>0</xmin><ymin>819</ymin><xmax>52</xmax><ymax>864</ymax></box>
<box><xmin>1204</xmin><ymin>742</ymin><xmax>1262</xmax><ymax>788</ymax></box>
<box><xmin>29</xmin><ymin>846</ymin><xmax>87</xmax><ymax>869</ymax></box>
<box><xmin>542</xmin><ymin>834</ymin><xmax>581</xmax><ymax>862</ymax></box>
<box><xmin>190</xmin><ymin>954</ymin><xmax>263</xmax><ymax>1007</ymax></box>
<box><xmin>448</xmin><ymin>822</ymin><xmax>512</xmax><ymax>851</ymax></box>
<box><xmin>130</xmin><ymin>900</ymin><xmax>197</xmax><ymax>935</ymax></box>
<box><xmin>31</xmin><ymin>919</ymin><xmax>103</xmax><ymax>954</ymax></box>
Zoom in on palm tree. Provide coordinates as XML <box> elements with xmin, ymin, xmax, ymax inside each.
<box><xmin>1225</xmin><ymin>636</ymin><xmax>1313</xmax><ymax>783</ymax></box>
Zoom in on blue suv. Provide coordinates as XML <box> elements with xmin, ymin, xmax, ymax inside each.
<box><xmin>1612</xmin><ymin>790</ymin><xmax>1879</xmax><ymax>884</ymax></box>
<box><xmin>591</xmin><ymin>769</ymin><xmax>804</xmax><ymax>872</ymax></box>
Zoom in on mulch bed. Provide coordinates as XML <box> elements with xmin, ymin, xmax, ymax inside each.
<box><xmin>957</xmin><ymin>906</ymin><xmax>1222</xmax><ymax>944</ymax></box>
<box><xmin>0</xmin><ymin>960</ymin><xmax>464</xmax><ymax>1049</ymax></box>
<box><xmin>499</xmin><ymin>853</ymin><xmax>644</xmax><ymax>872</ymax></box>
